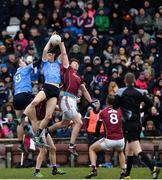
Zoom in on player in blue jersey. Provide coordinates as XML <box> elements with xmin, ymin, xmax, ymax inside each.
<box><xmin>13</xmin><ymin>58</ymin><xmax>34</xmax><ymax>150</ymax></box>
<box><xmin>22</xmin><ymin>33</ymin><xmax>67</xmax><ymax>146</ymax></box>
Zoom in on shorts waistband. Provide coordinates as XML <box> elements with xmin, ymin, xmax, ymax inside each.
<box><xmin>61</xmin><ymin>91</ymin><xmax>77</xmax><ymax>99</ymax></box>
<box><xmin>46</xmin><ymin>83</ymin><xmax>59</xmax><ymax>88</ymax></box>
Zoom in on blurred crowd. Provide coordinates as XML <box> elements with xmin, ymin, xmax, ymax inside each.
<box><xmin>0</xmin><ymin>0</ymin><xmax>162</xmax><ymax>138</ymax></box>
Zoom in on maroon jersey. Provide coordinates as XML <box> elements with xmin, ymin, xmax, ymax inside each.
<box><xmin>35</xmin><ymin>100</ymin><xmax>46</xmax><ymax>121</ymax></box>
<box><xmin>99</xmin><ymin>107</ymin><xmax>123</xmax><ymax>140</ymax></box>
<box><xmin>63</xmin><ymin>66</ymin><xmax>84</xmax><ymax>96</ymax></box>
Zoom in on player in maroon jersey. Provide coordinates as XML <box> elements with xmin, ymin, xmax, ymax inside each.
<box><xmin>85</xmin><ymin>95</ymin><xmax>126</xmax><ymax>179</ymax></box>
<box><xmin>48</xmin><ymin>55</ymin><xmax>96</xmax><ymax>156</ymax></box>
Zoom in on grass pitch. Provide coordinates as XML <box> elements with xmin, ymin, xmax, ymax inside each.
<box><xmin>0</xmin><ymin>167</ymin><xmax>161</xmax><ymax>179</ymax></box>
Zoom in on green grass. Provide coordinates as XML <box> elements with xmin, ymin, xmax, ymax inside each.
<box><xmin>0</xmin><ymin>167</ymin><xmax>161</xmax><ymax>179</ymax></box>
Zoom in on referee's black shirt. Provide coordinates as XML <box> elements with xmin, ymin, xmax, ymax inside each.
<box><xmin>114</xmin><ymin>86</ymin><xmax>153</xmax><ymax>123</ymax></box>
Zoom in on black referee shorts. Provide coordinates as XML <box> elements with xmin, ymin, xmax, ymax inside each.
<box><xmin>123</xmin><ymin>122</ymin><xmax>142</xmax><ymax>143</ymax></box>
<box><xmin>13</xmin><ymin>92</ymin><xmax>34</xmax><ymax>110</ymax></box>
<box><xmin>42</xmin><ymin>83</ymin><xmax>60</xmax><ymax>100</ymax></box>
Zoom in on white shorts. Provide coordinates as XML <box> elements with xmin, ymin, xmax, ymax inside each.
<box><xmin>60</xmin><ymin>96</ymin><xmax>78</xmax><ymax>120</ymax></box>
<box><xmin>99</xmin><ymin>138</ymin><xmax>125</xmax><ymax>151</ymax></box>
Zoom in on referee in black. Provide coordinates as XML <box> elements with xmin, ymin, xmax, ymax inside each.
<box><xmin>114</xmin><ymin>72</ymin><xmax>160</xmax><ymax>179</ymax></box>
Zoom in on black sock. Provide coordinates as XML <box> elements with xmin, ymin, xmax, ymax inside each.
<box><xmin>52</xmin><ymin>165</ymin><xmax>57</xmax><ymax>171</ymax></box>
<box><xmin>138</xmin><ymin>152</ymin><xmax>154</xmax><ymax>171</ymax></box>
<box><xmin>35</xmin><ymin>169</ymin><xmax>40</xmax><ymax>173</ymax></box>
<box><xmin>91</xmin><ymin>165</ymin><xmax>96</xmax><ymax>171</ymax></box>
<box><xmin>21</xmin><ymin>113</ymin><xmax>27</xmax><ymax>120</ymax></box>
<box><xmin>37</xmin><ymin>129</ymin><xmax>43</xmax><ymax>136</ymax></box>
<box><xmin>19</xmin><ymin>140</ymin><xmax>24</xmax><ymax>146</ymax></box>
<box><xmin>125</xmin><ymin>156</ymin><xmax>134</xmax><ymax>176</ymax></box>
<box><xmin>45</xmin><ymin>128</ymin><xmax>49</xmax><ymax>137</ymax></box>
<box><xmin>69</xmin><ymin>143</ymin><xmax>74</xmax><ymax>148</ymax></box>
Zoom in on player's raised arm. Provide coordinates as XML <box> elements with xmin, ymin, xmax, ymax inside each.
<box><xmin>80</xmin><ymin>83</ymin><xmax>92</xmax><ymax>103</ymax></box>
<box><xmin>59</xmin><ymin>41</ymin><xmax>69</xmax><ymax>68</ymax></box>
<box><xmin>42</xmin><ymin>38</ymin><xmax>51</xmax><ymax>60</ymax></box>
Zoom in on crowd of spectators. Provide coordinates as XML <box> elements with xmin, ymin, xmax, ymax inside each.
<box><xmin>0</xmin><ymin>0</ymin><xmax>162</xmax><ymax>138</ymax></box>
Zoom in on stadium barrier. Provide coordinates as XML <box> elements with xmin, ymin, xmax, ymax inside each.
<box><xmin>0</xmin><ymin>137</ymin><xmax>162</xmax><ymax>168</ymax></box>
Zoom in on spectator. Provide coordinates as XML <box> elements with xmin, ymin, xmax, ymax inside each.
<box><xmin>143</xmin><ymin>120</ymin><xmax>160</xmax><ymax>136</ymax></box>
<box><xmin>153</xmin><ymin>12</ymin><xmax>162</xmax><ymax>32</ymax></box>
<box><xmin>68</xmin><ymin>44</ymin><xmax>84</xmax><ymax>63</ymax></box>
<box><xmin>63</xmin><ymin>10</ymin><xmax>77</xmax><ymax>27</ymax></box>
<box><xmin>0</xmin><ymin>45</ymin><xmax>8</xmax><ymax>63</ymax></box>
<box><xmin>63</xmin><ymin>18</ymin><xmax>82</xmax><ymax>37</ymax></box>
<box><xmin>118</xmin><ymin>27</ymin><xmax>133</xmax><ymax>50</ymax></box>
<box><xmin>134</xmin><ymin>27</ymin><xmax>151</xmax><ymax>50</ymax></box>
<box><xmin>143</xmin><ymin>0</ymin><xmax>155</xmax><ymax>17</ymax></box>
<box><xmin>109</xmin><ymin>12</ymin><xmax>122</xmax><ymax>35</ymax></box>
<box><xmin>6</xmin><ymin>53</ymin><xmax>17</xmax><ymax>76</ymax></box>
<box><xmin>117</xmin><ymin>47</ymin><xmax>131</xmax><ymax>67</ymax></box>
<box><xmin>68</xmin><ymin>0</ymin><xmax>83</xmax><ymax>17</ymax></box>
<box><xmin>14</xmin><ymin>32</ymin><xmax>28</xmax><ymax>52</ymax></box>
<box><xmin>135</xmin><ymin>8</ymin><xmax>153</xmax><ymax>33</ymax></box>
<box><xmin>77</xmin><ymin>11</ymin><xmax>94</xmax><ymax>35</ymax></box>
<box><xmin>97</xmin><ymin>0</ymin><xmax>110</xmax><ymax>16</ymax></box>
<box><xmin>88</xmin><ymin>37</ymin><xmax>103</xmax><ymax>57</ymax></box>
<box><xmin>29</xmin><ymin>27</ymin><xmax>45</xmax><ymax>57</ymax></box>
<box><xmin>0</xmin><ymin>81</ymin><xmax>9</xmax><ymax>110</ymax></box>
<box><xmin>95</xmin><ymin>66</ymin><xmax>108</xmax><ymax>88</ymax></box>
<box><xmin>94</xmin><ymin>8</ymin><xmax>110</xmax><ymax>35</ymax></box>
<box><xmin>61</xmin><ymin>32</ymin><xmax>75</xmax><ymax>53</ymax></box>
<box><xmin>0</xmin><ymin>30</ymin><xmax>13</xmax><ymax>53</ymax></box>
<box><xmin>76</xmin><ymin>34</ymin><xmax>88</xmax><ymax>55</ymax></box>
<box><xmin>103</xmin><ymin>45</ymin><xmax>114</xmax><ymax>61</ymax></box>
<box><xmin>135</xmin><ymin>72</ymin><xmax>148</xmax><ymax>89</ymax></box>
<box><xmin>48</xmin><ymin>11</ymin><xmax>62</xmax><ymax>32</ymax></box>
<box><xmin>86</xmin><ymin>1</ymin><xmax>96</xmax><ymax>17</ymax></box>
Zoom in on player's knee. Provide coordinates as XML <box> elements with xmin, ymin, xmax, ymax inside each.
<box><xmin>45</xmin><ymin>113</ymin><xmax>52</xmax><ymax>121</ymax></box>
<box><xmin>50</xmin><ymin>145</ymin><xmax>56</xmax><ymax>152</ymax></box>
<box><xmin>89</xmin><ymin>144</ymin><xmax>95</xmax><ymax>151</ymax></box>
<box><xmin>40</xmin><ymin>148</ymin><xmax>47</xmax><ymax>156</ymax></box>
<box><xmin>78</xmin><ymin>120</ymin><xmax>83</xmax><ymax>127</ymax></box>
<box><xmin>75</xmin><ymin>119</ymin><xmax>83</xmax><ymax>127</ymax></box>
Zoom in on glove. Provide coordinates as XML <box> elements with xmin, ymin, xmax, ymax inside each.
<box><xmin>90</xmin><ymin>100</ymin><xmax>99</xmax><ymax>111</ymax></box>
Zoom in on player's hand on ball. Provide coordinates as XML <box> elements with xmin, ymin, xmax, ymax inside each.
<box><xmin>50</xmin><ymin>34</ymin><xmax>62</xmax><ymax>46</ymax></box>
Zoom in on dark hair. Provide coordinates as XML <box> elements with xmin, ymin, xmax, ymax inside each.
<box><xmin>106</xmin><ymin>94</ymin><xmax>116</xmax><ymax>106</ymax></box>
<box><xmin>124</xmin><ymin>72</ymin><xmax>135</xmax><ymax>85</ymax></box>
<box><xmin>70</xmin><ymin>58</ymin><xmax>80</xmax><ymax>65</ymax></box>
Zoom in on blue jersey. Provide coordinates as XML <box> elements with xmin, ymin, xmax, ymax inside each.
<box><xmin>42</xmin><ymin>58</ymin><xmax>61</xmax><ymax>84</ymax></box>
<box><xmin>13</xmin><ymin>64</ymin><xmax>33</xmax><ymax>95</ymax></box>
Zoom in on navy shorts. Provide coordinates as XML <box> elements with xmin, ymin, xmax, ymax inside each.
<box><xmin>42</xmin><ymin>83</ymin><xmax>60</xmax><ymax>100</ymax></box>
<box><xmin>13</xmin><ymin>92</ymin><xmax>34</xmax><ymax>110</ymax></box>
<box><xmin>123</xmin><ymin>121</ymin><xmax>142</xmax><ymax>143</ymax></box>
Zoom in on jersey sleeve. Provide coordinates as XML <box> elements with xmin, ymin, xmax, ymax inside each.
<box><xmin>56</xmin><ymin>57</ymin><xmax>62</xmax><ymax>64</ymax></box>
<box><xmin>42</xmin><ymin>59</ymin><xmax>48</xmax><ymax>62</ymax></box>
<box><xmin>26</xmin><ymin>63</ymin><xmax>33</xmax><ymax>72</ymax></box>
<box><xmin>80</xmin><ymin>76</ymin><xmax>85</xmax><ymax>85</ymax></box>
<box><xmin>98</xmin><ymin>111</ymin><xmax>103</xmax><ymax>122</ymax></box>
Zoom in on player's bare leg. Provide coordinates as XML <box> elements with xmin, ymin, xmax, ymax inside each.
<box><xmin>47</xmin><ymin>134</ymin><xmax>66</xmax><ymax>175</ymax></box>
<box><xmin>33</xmin><ymin>147</ymin><xmax>47</xmax><ymax>177</ymax></box>
<box><xmin>118</xmin><ymin>151</ymin><xmax>126</xmax><ymax>179</ymax></box>
<box><xmin>68</xmin><ymin>113</ymin><xmax>83</xmax><ymax>156</ymax></box>
<box><xmin>16</xmin><ymin>110</ymin><xmax>29</xmax><ymax>152</ymax></box>
<box><xmin>23</xmin><ymin>91</ymin><xmax>46</xmax><ymax>118</ymax></box>
<box><xmin>48</xmin><ymin>120</ymin><xmax>70</xmax><ymax>132</ymax></box>
<box><xmin>33</xmin><ymin>97</ymin><xmax>57</xmax><ymax>147</ymax></box>
<box><xmin>85</xmin><ymin>141</ymin><xmax>101</xmax><ymax>178</ymax></box>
